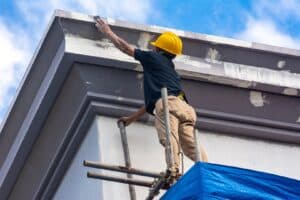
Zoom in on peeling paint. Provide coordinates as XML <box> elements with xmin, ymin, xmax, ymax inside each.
<box><xmin>96</xmin><ymin>38</ymin><xmax>114</xmax><ymax>48</ymax></box>
<box><xmin>136</xmin><ymin>73</ymin><xmax>144</xmax><ymax>90</ymax></box>
<box><xmin>66</xmin><ymin>36</ymin><xmax>135</xmax><ymax>64</ymax></box>
<box><xmin>178</xmin><ymin>70</ymin><xmax>253</xmax><ymax>89</ymax></box>
<box><xmin>277</xmin><ymin>60</ymin><xmax>286</xmax><ymax>69</ymax></box>
<box><xmin>136</xmin><ymin>74</ymin><xmax>143</xmax><ymax>80</ymax></box>
<box><xmin>137</xmin><ymin>32</ymin><xmax>153</xmax><ymax>50</ymax></box>
<box><xmin>249</xmin><ymin>91</ymin><xmax>268</xmax><ymax>107</ymax></box>
<box><xmin>205</xmin><ymin>48</ymin><xmax>221</xmax><ymax>64</ymax></box>
<box><xmin>224</xmin><ymin>62</ymin><xmax>300</xmax><ymax>89</ymax></box>
<box><xmin>283</xmin><ymin>88</ymin><xmax>298</xmax><ymax>96</ymax></box>
<box><xmin>210</xmin><ymin>77</ymin><xmax>251</xmax><ymax>88</ymax></box>
<box><xmin>176</xmin><ymin>55</ymin><xmax>212</xmax><ymax>69</ymax></box>
<box><xmin>134</xmin><ymin>64</ymin><xmax>143</xmax><ymax>71</ymax></box>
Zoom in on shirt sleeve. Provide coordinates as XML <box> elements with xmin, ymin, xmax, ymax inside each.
<box><xmin>134</xmin><ymin>48</ymin><xmax>147</xmax><ymax>61</ymax></box>
<box><xmin>134</xmin><ymin>49</ymin><xmax>157</xmax><ymax>70</ymax></box>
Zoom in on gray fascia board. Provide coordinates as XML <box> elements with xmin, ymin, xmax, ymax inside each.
<box><xmin>55</xmin><ymin>9</ymin><xmax>300</xmax><ymax>57</ymax></box>
<box><xmin>0</xmin><ymin>13</ymin><xmax>56</xmax><ymax>134</ymax></box>
<box><xmin>0</xmin><ymin>42</ymin><xmax>70</xmax><ymax>200</ymax></box>
<box><xmin>0</xmin><ymin>17</ymin><xmax>65</xmax><ymax>167</ymax></box>
<box><xmin>34</xmin><ymin>94</ymin><xmax>92</xmax><ymax>200</ymax></box>
<box><xmin>0</xmin><ymin>13</ymin><xmax>58</xmax><ymax>134</ymax></box>
<box><xmin>64</xmin><ymin>34</ymin><xmax>300</xmax><ymax>96</ymax></box>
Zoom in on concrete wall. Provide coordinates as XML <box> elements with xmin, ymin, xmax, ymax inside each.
<box><xmin>53</xmin><ymin>118</ymin><xmax>102</xmax><ymax>200</ymax></box>
<box><xmin>54</xmin><ymin>116</ymin><xmax>300</xmax><ymax>200</ymax></box>
<box><xmin>201</xmin><ymin>130</ymin><xmax>300</xmax><ymax>180</ymax></box>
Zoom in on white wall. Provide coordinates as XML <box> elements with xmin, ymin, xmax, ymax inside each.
<box><xmin>53</xmin><ymin>119</ymin><xmax>102</xmax><ymax>200</ymax></box>
<box><xmin>201</xmin><ymin>130</ymin><xmax>300</xmax><ymax>180</ymax></box>
<box><xmin>54</xmin><ymin>116</ymin><xmax>300</xmax><ymax>200</ymax></box>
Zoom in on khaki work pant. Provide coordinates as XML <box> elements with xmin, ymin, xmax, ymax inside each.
<box><xmin>154</xmin><ymin>96</ymin><xmax>207</xmax><ymax>170</ymax></box>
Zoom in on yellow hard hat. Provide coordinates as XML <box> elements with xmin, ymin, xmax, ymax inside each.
<box><xmin>151</xmin><ymin>32</ymin><xmax>183</xmax><ymax>55</ymax></box>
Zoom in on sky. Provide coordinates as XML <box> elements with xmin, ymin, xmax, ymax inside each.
<box><xmin>1</xmin><ymin>0</ymin><xmax>300</xmax><ymax>125</ymax></box>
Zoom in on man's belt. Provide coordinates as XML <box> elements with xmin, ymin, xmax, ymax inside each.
<box><xmin>177</xmin><ymin>91</ymin><xmax>188</xmax><ymax>103</ymax></box>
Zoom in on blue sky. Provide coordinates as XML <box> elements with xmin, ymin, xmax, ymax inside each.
<box><xmin>1</xmin><ymin>0</ymin><xmax>300</xmax><ymax>125</ymax></box>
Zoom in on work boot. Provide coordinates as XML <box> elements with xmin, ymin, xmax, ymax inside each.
<box><xmin>170</xmin><ymin>168</ymin><xmax>182</xmax><ymax>183</ymax></box>
<box><xmin>163</xmin><ymin>168</ymin><xmax>182</xmax><ymax>189</ymax></box>
<box><xmin>168</xmin><ymin>167</ymin><xmax>179</xmax><ymax>176</ymax></box>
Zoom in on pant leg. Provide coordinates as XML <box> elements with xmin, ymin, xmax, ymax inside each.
<box><xmin>155</xmin><ymin>99</ymin><xmax>180</xmax><ymax>170</ymax></box>
<box><xmin>178</xmin><ymin>105</ymin><xmax>198</xmax><ymax>161</ymax></box>
<box><xmin>167</xmin><ymin>97</ymin><xmax>199</xmax><ymax>162</ymax></box>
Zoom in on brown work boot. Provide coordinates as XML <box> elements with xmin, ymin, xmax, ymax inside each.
<box><xmin>171</xmin><ymin>169</ymin><xmax>182</xmax><ymax>183</ymax></box>
<box><xmin>163</xmin><ymin>168</ymin><xmax>182</xmax><ymax>189</ymax></box>
<box><xmin>172</xmin><ymin>167</ymin><xmax>182</xmax><ymax>178</ymax></box>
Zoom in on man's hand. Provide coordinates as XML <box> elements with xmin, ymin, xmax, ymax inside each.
<box><xmin>118</xmin><ymin>116</ymin><xmax>135</xmax><ymax>126</ymax></box>
<box><xmin>95</xmin><ymin>17</ymin><xmax>112</xmax><ymax>36</ymax></box>
<box><xmin>117</xmin><ymin>106</ymin><xmax>146</xmax><ymax>126</ymax></box>
<box><xmin>94</xmin><ymin>16</ymin><xmax>134</xmax><ymax>57</ymax></box>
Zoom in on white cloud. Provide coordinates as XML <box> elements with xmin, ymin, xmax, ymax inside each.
<box><xmin>236</xmin><ymin>0</ymin><xmax>300</xmax><ymax>50</ymax></box>
<box><xmin>17</xmin><ymin>0</ymin><xmax>152</xmax><ymax>28</ymax></box>
<box><xmin>0</xmin><ymin>19</ymin><xmax>30</xmax><ymax>125</ymax></box>
<box><xmin>15</xmin><ymin>0</ymin><xmax>154</xmax><ymax>50</ymax></box>
<box><xmin>236</xmin><ymin>18</ymin><xmax>300</xmax><ymax>49</ymax></box>
<box><xmin>253</xmin><ymin>0</ymin><xmax>300</xmax><ymax>21</ymax></box>
<box><xmin>0</xmin><ymin>0</ymin><xmax>154</xmax><ymax>125</ymax></box>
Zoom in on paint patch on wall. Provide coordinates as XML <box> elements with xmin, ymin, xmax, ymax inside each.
<box><xmin>176</xmin><ymin>55</ymin><xmax>212</xmax><ymax>70</ymax></box>
<box><xmin>224</xmin><ymin>62</ymin><xmax>300</xmax><ymax>90</ymax></box>
<box><xmin>249</xmin><ymin>91</ymin><xmax>268</xmax><ymax>107</ymax></box>
<box><xmin>283</xmin><ymin>88</ymin><xmax>298</xmax><ymax>96</ymax></box>
<box><xmin>136</xmin><ymin>73</ymin><xmax>143</xmax><ymax>80</ymax></box>
<box><xmin>96</xmin><ymin>38</ymin><xmax>114</xmax><ymax>48</ymax></box>
<box><xmin>136</xmin><ymin>73</ymin><xmax>144</xmax><ymax>91</ymax></box>
<box><xmin>297</xmin><ymin>117</ymin><xmax>300</xmax><ymax>123</ymax></box>
<box><xmin>133</xmin><ymin>63</ymin><xmax>143</xmax><ymax>71</ymax></box>
<box><xmin>137</xmin><ymin>32</ymin><xmax>153</xmax><ymax>50</ymax></box>
<box><xmin>205</xmin><ymin>48</ymin><xmax>221</xmax><ymax>64</ymax></box>
<box><xmin>277</xmin><ymin>60</ymin><xmax>286</xmax><ymax>69</ymax></box>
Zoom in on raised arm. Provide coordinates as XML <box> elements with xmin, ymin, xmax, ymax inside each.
<box><xmin>95</xmin><ymin>17</ymin><xmax>135</xmax><ymax>57</ymax></box>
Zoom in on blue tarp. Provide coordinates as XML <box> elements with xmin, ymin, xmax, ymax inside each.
<box><xmin>161</xmin><ymin>162</ymin><xmax>300</xmax><ymax>200</ymax></box>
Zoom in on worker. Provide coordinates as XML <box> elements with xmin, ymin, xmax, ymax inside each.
<box><xmin>95</xmin><ymin>17</ymin><xmax>208</xmax><ymax>179</ymax></box>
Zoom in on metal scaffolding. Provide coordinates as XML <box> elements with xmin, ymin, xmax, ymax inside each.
<box><xmin>83</xmin><ymin>87</ymin><xmax>201</xmax><ymax>199</ymax></box>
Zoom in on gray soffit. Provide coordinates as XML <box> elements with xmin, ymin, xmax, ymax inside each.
<box><xmin>0</xmin><ymin>9</ymin><xmax>300</xmax><ymax>200</ymax></box>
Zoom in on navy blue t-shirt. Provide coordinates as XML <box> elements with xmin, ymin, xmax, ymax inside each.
<box><xmin>134</xmin><ymin>49</ymin><xmax>182</xmax><ymax>114</ymax></box>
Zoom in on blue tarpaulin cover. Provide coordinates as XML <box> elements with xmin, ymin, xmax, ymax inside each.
<box><xmin>161</xmin><ymin>162</ymin><xmax>300</xmax><ymax>200</ymax></box>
